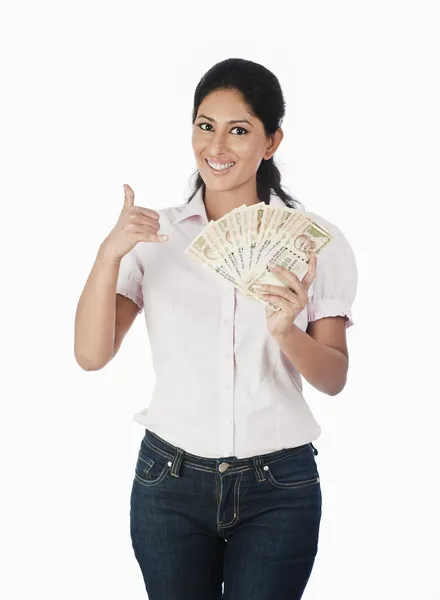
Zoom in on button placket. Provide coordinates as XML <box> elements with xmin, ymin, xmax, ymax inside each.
<box><xmin>220</xmin><ymin>288</ymin><xmax>236</xmax><ymax>457</ymax></box>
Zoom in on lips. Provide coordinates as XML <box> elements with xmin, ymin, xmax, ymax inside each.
<box><xmin>205</xmin><ymin>158</ymin><xmax>236</xmax><ymax>174</ymax></box>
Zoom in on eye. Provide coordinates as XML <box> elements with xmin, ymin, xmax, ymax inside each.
<box><xmin>197</xmin><ymin>123</ymin><xmax>248</xmax><ymax>135</ymax></box>
<box><xmin>231</xmin><ymin>127</ymin><xmax>248</xmax><ymax>135</ymax></box>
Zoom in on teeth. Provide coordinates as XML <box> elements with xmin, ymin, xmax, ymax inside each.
<box><xmin>207</xmin><ymin>160</ymin><xmax>235</xmax><ymax>171</ymax></box>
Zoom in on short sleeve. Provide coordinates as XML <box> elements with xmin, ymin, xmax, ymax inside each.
<box><xmin>307</xmin><ymin>223</ymin><xmax>358</xmax><ymax>329</ymax></box>
<box><xmin>116</xmin><ymin>246</ymin><xmax>144</xmax><ymax>313</ymax></box>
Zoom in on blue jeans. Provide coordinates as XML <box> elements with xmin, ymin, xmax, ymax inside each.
<box><xmin>130</xmin><ymin>428</ymin><xmax>322</xmax><ymax>599</ymax></box>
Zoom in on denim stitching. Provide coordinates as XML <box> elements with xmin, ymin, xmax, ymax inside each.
<box><xmin>134</xmin><ymin>469</ymin><xmax>169</xmax><ymax>488</ymax></box>
<box><xmin>136</xmin><ymin>456</ymin><xmax>154</xmax><ymax>469</ymax></box>
<box><xmin>218</xmin><ymin>471</ymin><xmax>242</xmax><ymax>528</ymax></box>
<box><xmin>266</xmin><ymin>471</ymin><xmax>320</xmax><ymax>489</ymax></box>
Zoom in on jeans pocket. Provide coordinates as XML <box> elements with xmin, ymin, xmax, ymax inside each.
<box><xmin>134</xmin><ymin>441</ymin><xmax>171</xmax><ymax>488</ymax></box>
<box><xmin>264</xmin><ymin>445</ymin><xmax>320</xmax><ymax>489</ymax></box>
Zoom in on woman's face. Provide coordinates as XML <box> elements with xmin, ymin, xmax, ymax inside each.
<box><xmin>192</xmin><ymin>88</ymin><xmax>283</xmax><ymax>193</ymax></box>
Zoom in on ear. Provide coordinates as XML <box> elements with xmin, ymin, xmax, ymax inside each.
<box><xmin>264</xmin><ymin>128</ymin><xmax>284</xmax><ymax>159</ymax></box>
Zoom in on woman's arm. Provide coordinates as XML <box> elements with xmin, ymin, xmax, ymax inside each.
<box><xmin>272</xmin><ymin>316</ymin><xmax>349</xmax><ymax>396</ymax></box>
<box><xmin>74</xmin><ymin>242</ymin><xmax>123</xmax><ymax>371</ymax></box>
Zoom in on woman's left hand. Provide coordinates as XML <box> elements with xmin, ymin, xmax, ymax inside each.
<box><xmin>253</xmin><ymin>253</ymin><xmax>318</xmax><ymax>337</ymax></box>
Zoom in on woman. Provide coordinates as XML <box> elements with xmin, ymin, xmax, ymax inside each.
<box><xmin>75</xmin><ymin>58</ymin><xmax>357</xmax><ymax>599</ymax></box>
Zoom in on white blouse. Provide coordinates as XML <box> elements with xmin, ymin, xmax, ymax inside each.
<box><xmin>116</xmin><ymin>188</ymin><xmax>358</xmax><ymax>459</ymax></box>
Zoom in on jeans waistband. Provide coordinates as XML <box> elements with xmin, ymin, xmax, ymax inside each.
<box><xmin>142</xmin><ymin>427</ymin><xmax>315</xmax><ymax>476</ymax></box>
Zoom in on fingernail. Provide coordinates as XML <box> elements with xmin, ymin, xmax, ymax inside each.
<box><xmin>161</xmin><ymin>235</ymin><xmax>169</xmax><ymax>241</ymax></box>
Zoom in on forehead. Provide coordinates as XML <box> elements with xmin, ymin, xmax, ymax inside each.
<box><xmin>197</xmin><ymin>89</ymin><xmax>253</xmax><ymax>118</ymax></box>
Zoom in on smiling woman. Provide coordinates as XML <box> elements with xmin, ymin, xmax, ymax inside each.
<box><xmin>187</xmin><ymin>58</ymin><xmax>303</xmax><ymax>219</ymax></box>
<box><xmin>110</xmin><ymin>57</ymin><xmax>358</xmax><ymax>600</ymax></box>
<box><xmin>190</xmin><ymin>87</ymin><xmax>291</xmax><ymax>221</ymax></box>
<box><xmin>192</xmin><ymin>97</ymin><xmax>264</xmax><ymax>196</ymax></box>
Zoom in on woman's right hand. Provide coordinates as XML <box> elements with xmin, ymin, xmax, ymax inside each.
<box><xmin>101</xmin><ymin>184</ymin><xmax>169</xmax><ymax>262</ymax></box>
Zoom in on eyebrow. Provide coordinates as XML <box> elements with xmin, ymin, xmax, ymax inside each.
<box><xmin>196</xmin><ymin>114</ymin><xmax>253</xmax><ymax>126</ymax></box>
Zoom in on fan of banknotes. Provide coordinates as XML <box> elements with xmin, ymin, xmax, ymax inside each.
<box><xmin>185</xmin><ymin>201</ymin><xmax>334</xmax><ymax>312</ymax></box>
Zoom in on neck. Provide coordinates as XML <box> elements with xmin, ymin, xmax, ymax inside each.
<box><xmin>203</xmin><ymin>179</ymin><xmax>261</xmax><ymax>222</ymax></box>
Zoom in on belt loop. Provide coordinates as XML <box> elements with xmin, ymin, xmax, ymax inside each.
<box><xmin>169</xmin><ymin>447</ymin><xmax>185</xmax><ymax>477</ymax></box>
<box><xmin>252</xmin><ymin>455</ymin><xmax>266</xmax><ymax>482</ymax></box>
<box><xmin>310</xmin><ymin>443</ymin><xmax>318</xmax><ymax>456</ymax></box>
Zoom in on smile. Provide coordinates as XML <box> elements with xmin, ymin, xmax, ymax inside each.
<box><xmin>205</xmin><ymin>159</ymin><xmax>236</xmax><ymax>173</ymax></box>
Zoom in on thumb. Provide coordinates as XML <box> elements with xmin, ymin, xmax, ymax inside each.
<box><xmin>123</xmin><ymin>184</ymin><xmax>135</xmax><ymax>208</ymax></box>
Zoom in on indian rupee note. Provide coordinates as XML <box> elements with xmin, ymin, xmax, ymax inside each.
<box><xmin>246</xmin><ymin>219</ymin><xmax>334</xmax><ymax>290</ymax></box>
<box><xmin>212</xmin><ymin>209</ymin><xmax>246</xmax><ymax>285</ymax></box>
<box><xmin>247</xmin><ymin>203</ymin><xmax>266</xmax><ymax>274</ymax></box>
<box><xmin>185</xmin><ymin>226</ymin><xmax>244</xmax><ymax>290</ymax></box>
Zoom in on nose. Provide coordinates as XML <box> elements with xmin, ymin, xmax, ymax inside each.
<box><xmin>208</xmin><ymin>130</ymin><xmax>229</xmax><ymax>154</ymax></box>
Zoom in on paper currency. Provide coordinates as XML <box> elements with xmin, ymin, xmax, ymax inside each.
<box><xmin>185</xmin><ymin>201</ymin><xmax>334</xmax><ymax>312</ymax></box>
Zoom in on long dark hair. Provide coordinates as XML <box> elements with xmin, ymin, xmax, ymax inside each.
<box><xmin>187</xmin><ymin>58</ymin><xmax>303</xmax><ymax>210</ymax></box>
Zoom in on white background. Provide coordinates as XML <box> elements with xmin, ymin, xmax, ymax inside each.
<box><xmin>2</xmin><ymin>1</ymin><xmax>439</xmax><ymax>598</ymax></box>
